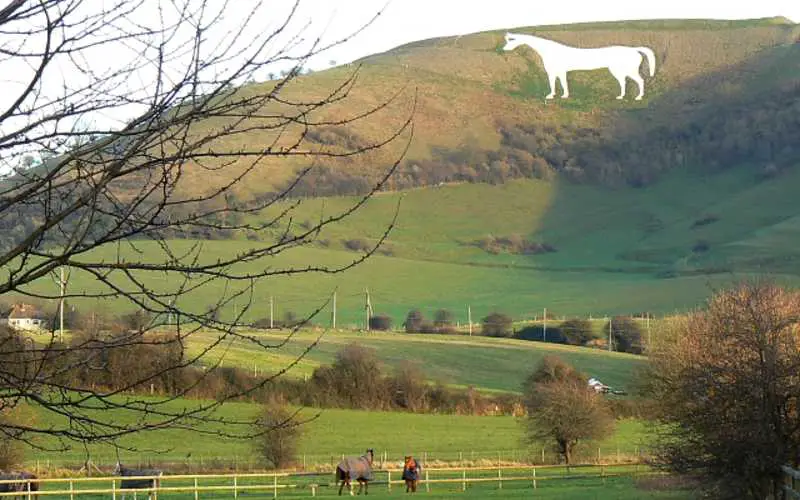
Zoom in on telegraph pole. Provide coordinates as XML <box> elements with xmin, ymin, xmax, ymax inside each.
<box><xmin>365</xmin><ymin>288</ymin><xmax>372</xmax><ymax>330</ymax></box>
<box><xmin>543</xmin><ymin>307</ymin><xmax>547</xmax><ymax>342</ymax></box>
<box><xmin>332</xmin><ymin>291</ymin><xmax>337</xmax><ymax>329</ymax></box>
<box><xmin>608</xmin><ymin>317</ymin><xmax>613</xmax><ymax>352</ymax></box>
<box><xmin>269</xmin><ymin>295</ymin><xmax>274</xmax><ymax>329</ymax></box>
<box><xmin>467</xmin><ymin>305</ymin><xmax>472</xmax><ymax>336</ymax></box>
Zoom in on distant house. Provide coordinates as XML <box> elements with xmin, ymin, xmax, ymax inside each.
<box><xmin>7</xmin><ymin>303</ymin><xmax>47</xmax><ymax>331</ymax></box>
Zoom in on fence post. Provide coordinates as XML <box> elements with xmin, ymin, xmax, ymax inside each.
<box><xmin>425</xmin><ymin>469</ymin><xmax>430</xmax><ymax>493</ymax></box>
<box><xmin>387</xmin><ymin>470</ymin><xmax>391</xmax><ymax>492</ymax></box>
<box><xmin>498</xmin><ymin>466</ymin><xmax>502</xmax><ymax>490</ymax></box>
<box><xmin>273</xmin><ymin>472</ymin><xmax>278</xmax><ymax>499</ymax></box>
<box><xmin>462</xmin><ymin>468</ymin><xmax>466</xmax><ymax>491</ymax></box>
<box><xmin>69</xmin><ymin>479</ymin><xmax>74</xmax><ymax>500</ymax></box>
<box><xmin>194</xmin><ymin>477</ymin><xmax>199</xmax><ymax>500</ymax></box>
<box><xmin>234</xmin><ymin>474</ymin><xmax>238</xmax><ymax>499</ymax></box>
<box><xmin>112</xmin><ymin>479</ymin><xmax>116</xmax><ymax>500</ymax></box>
<box><xmin>532</xmin><ymin>466</ymin><xmax>537</xmax><ymax>489</ymax></box>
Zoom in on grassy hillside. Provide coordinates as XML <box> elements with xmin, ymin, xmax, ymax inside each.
<box><xmin>9</xmin><ymin>18</ymin><xmax>800</xmax><ymax>327</ymax></box>
<box><xmin>116</xmin><ymin>17</ymin><xmax>796</xmax><ymax>200</ymax></box>
<box><xmin>185</xmin><ymin>329</ymin><xmax>645</xmax><ymax>393</ymax></box>
<box><xmin>23</xmin><ymin>165</ymin><xmax>800</xmax><ymax>324</ymax></box>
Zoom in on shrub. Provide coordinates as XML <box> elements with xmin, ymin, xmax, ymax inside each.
<box><xmin>433</xmin><ymin>309</ymin><xmax>454</xmax><ymax>328</ymax></box>
<box><xmin>369</xmin><ymin>314</ymin><xmax>392</xmax><ymax>331</ymax></box>
<box><xmin>253</xmin><ymin>400</ymin><xmax>302</xmax><ymax>469</ymax></box>
<box><xmin>606</xmin><ymin>316</ymin><xmax>644</xmax><ymax>354</ymax></box>
<box><xmin>692</xmin><ymin>240</ymin><xmax>710</xmax><ymax>253</ymax></box>
<box><xmin>482</xmin><ymin>312</ymin><xmax>513</xmax><ymax>337</ymax></box>
<box><xmin>691</xmin><ymin>214</ymin><xmax>719</xmax><ymax>229</ymax></box>
<box><xmin>515</xmin><ymin>325</ymin><xmax>565</xmax><ymax>343</ymax></box>
<box><xmin>343</xmin><ymin>238</ymin><xmax>371</xmax><ymax>252</ymax></box>
<box><xmin>404</xmin><ymin>309</ymin><xmax>425</xmax><ymax>333</ymax></box>
<box><xmin>560</xmin><ymin>319</ymin><xmax>594</xmax><ymax>346</ymax></box>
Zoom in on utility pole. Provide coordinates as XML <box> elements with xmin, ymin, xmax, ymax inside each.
<box><xmin>332</xmin><ymin>291</ymin><xmax>337</xmax><ymax>329</ymax></box>
<box><xmin>365</xmin><ymin>288</ymin><xmax>372</xmax><ymax>331</ymax></box>
<box><xmin>467</xmin><ymin>305</ymin><xmax>472</xmax><ymax>336</ymax></box>
<box><xmin>608</xmin><ymin>317</ymin><xmax>613</xmax><ymax>352</ymax></box>
<box><xmin>269</xmin><ymin>295</ymin><xmax>274</xmax><ymax>329</ymax></box>
<box><xmin>543</xmin><ymin>308</ymin><xmax>547</xmax><ymax>342</ymax></box>
<box><xmin>58</xmin><ymin>266</ymin><xmax>65</xmax><ymax>343</ymax></box>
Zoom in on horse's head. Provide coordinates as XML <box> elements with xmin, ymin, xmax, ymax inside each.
<box><xmin>366</xmin><ymin>449</ymin><xmax>374</xmax><ymax>465</ymax></box>
<box><xmin>404</xmin><ymin>456</ymin><xmax>416</xmax><ymax>470</ymax></box>
<box><xmin>113</xmin><ymin>462</ymin><xmax>122</xmax><ymax>475</ymax></box>
<box><xmin>502</xmin><ymin>32</ymin><xmax>527</xmax><ymax>51</ymax></box>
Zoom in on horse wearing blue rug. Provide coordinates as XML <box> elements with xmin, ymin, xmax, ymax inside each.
<box><xmin>0</xmin><ymin>472</ymin><xmax>38</xmax><ymax>499</ymax></box>
<box><xmin>336</xmin><ymin>449</ymin><xmax>374</xmax><ymax>496</ymax></box>
<box><xmin>114</xmin><ymin>462</ymin><xmax>162</xmax><ymax>500</ymax></box>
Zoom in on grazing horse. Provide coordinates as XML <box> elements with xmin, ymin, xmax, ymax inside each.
<box><xmin>114</xmin><ymin>462</ymin><xmax>162</xmax><ymax>500</ymax></box>
<box><xmin>336</xmin><ymin>449</ymin><xmax>374</xmax><ymax>496</ymax></box>
<box><xmin>502</xmin><ymin>32</ymin><xmax>656</xmax><ymax>100</ymax></box>
<box><xmin>402</xmin><ymin>456</ymin><xmax>422</xmax><ymax>493</ymax></box>
<box><xmin>0</xmin><ymin>472</ymin><xmax>38</xmax><ymax>499</ymax></box>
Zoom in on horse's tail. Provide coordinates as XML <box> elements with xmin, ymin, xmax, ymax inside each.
<box><xmin>336</xmin><ymin>466</ymin><xmax>347</xmax><ymax>482</ymax></box>
<box><xmin>636</xmin><ymin>47</ymin><xmax>656</xmax><ymax>76</ymax></box>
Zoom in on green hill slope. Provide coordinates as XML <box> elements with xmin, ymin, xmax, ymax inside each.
<box><xmin>207</xmin><ymin>17</ymin><xmax>800</xmax><ymax>197</ymax></box>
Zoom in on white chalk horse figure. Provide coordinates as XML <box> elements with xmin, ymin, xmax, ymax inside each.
<box><xmin>502</xmin><ymin>32</ymin><xmax>656</xmax><ymax>100</ymax></box>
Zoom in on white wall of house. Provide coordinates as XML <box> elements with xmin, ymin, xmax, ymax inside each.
<box><xmin>8</xmin><ymin>318</ymin><xmax>46</xmax><ymax>331</ymax></box>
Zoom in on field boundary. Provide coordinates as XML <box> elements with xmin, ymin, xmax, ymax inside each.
<box><xmin>0</xmin><ymin>463</ymin><xmax>654</xmax><ymax>498</ymax></box>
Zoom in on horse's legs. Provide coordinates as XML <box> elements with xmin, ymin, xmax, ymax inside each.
<box><xmin>558</xmin><ymin>73</ymin><xmax>569</xmax><ymax>99</ymax></box>
<box><xmin>629</xmin><ymin>72</ymin><xmax>645</xmax><ymax>100</ymax></box>
<box><xmin>609</xmin><ymin>69</ymin><xmax>627</xmax><ymax>99</ymax></box>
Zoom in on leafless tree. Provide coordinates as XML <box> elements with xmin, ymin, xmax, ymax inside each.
<box><xmin>644</xmin><ymin>281</ymin><xmax>800</xmax><ymax>499</ymax></box>
<box><xmin>0</xmin><ymin>0</ymin><xmax>411</xmax><ymax>453</ymax></box>
<box><xmin>523</xmin><ymin>357</ymin><xmax>614</xmax><ymax>464</ymax></box>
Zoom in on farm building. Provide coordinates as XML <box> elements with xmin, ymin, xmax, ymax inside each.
<box><xmin>6</xmin><ymin>303</ymin><xmax>48</xmax><ymax>331</ymax></box>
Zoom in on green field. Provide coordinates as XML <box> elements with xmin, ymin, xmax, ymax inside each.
<box><xmin>185</xmin><ymin>328</ymin><xmax>645</xmax><ymax>392</ymax></box>
<box><xmin>24</xmin><ymin>471</ymin><xmax>697</xmax><ymax>499</ymax></box>
<box><xmin>20</xmin><ymin>168</ymin><xmax>800</xmax><ymax>327</ymax></box>
<box><xmin>26</xmin><ymin>401</ymin><xmax>650</xmax><ymax>468</ymax></box>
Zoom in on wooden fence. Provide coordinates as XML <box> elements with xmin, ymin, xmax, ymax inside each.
<box><xmin>0</xmin><ymin>463</ymin><xmax>652</xmax><ymax>498</ymax></box>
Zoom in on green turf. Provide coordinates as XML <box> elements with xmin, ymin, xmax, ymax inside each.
<box><xmin>184</xmin><ymin>328</ymin><xmax>645</xmax><ymax>393</ymax></box>
<box><xmin>24</xmin><ymin>399</ymin><xmax>650</xmax><ymax>469</ymax></box>
<box><xmin>18</xmin><ymin>168</ymin><xmax>800</xmax><ymax>328</ymax></box>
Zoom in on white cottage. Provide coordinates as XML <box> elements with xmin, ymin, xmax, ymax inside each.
<box><xmin>7</xmin><ymin>303</ymin><xmax>47</xmax><ymax>331</ymax></box>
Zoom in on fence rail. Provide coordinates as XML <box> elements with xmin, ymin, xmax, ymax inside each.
<box><xmin>0</xmin><ymin>463</ymin><xmax>653</xmax><ymax>498</ymax></box>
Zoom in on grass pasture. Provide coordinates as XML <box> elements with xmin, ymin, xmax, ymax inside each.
<box><xmin>18</xmin><ymin>169</ymin><xmax>800</xmax><ymax>329</ymax></box>
<box><xmin>186</xmin><ymin>328</ymin><xmax>645</xmax><ymax>393</ymax></box>
<box><xmin>25</xmin><ymin>401</ymin><xmax>650</xmax><ymax>468</ymax></box>
<box><xmin>16</xmin><ymin>467</ymin><xmax>696</xmax><ymax>499</ymax></box>
<box><xmin>22</xmin><ymin>467</ymin><xmax>696</xmax><ymax>499</ymax></box>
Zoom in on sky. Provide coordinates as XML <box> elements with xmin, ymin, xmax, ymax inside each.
<box><xmin>288</xmin><ymin>0</ymin><xmax>800</xmax><ymax>69</ymax></box>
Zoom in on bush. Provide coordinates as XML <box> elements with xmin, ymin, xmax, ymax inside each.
<box><xmin>404</xmin><ymin>309</ymin><xmax>425</xmax><ymax>333</ymax></box>
<box><xmin>482</xmin><ymin>312</ymin><xmax>513</xmax><ymax>337</ymax></box>
<box><xmin>515</xmin><ymin>325</ymin><xmax>565</xmax><ymax>343</ymax></box>
<box><xmin>369</xmin><ymin>314</ymin><xmax>392</xmax><ymax>331</ymax></box>
<box><xmin>433</xmin><ymin>309</ymin><xmax>454</xmax><ymax>328</ymax></box>
<box><xmin>343</xmin><ymin>238</ymin><xmax>371</xmax><ymax>252</ymax></box>
<box><xmin>606</xmin><ymin>316</ymin><xmax>644</xmax><ymax>354</ymax></box>
<box><xmin>560</xmin><ymin>319</ymin><xmax>594</xmax><ymax>346</ymax></box>
<box><xmin>0</xmin><ymin>408</ymin><xmax>28</xmax><ymax>470</ymax></box>
<box><xmin>253</xmin><ymin>400</ymin><xmax>302</xmax><ymax>469</ymax></box>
